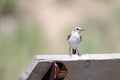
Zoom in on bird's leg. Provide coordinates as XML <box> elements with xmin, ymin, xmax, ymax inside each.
<box><xmin>69</xmin><ymin>47</ymin><xmax>72</xmax><ymax>56</ymax></box>
<box><xmin>77</xmin><ymin>48</ymin><xmax>80</xmax><ymax>56</ymax></box>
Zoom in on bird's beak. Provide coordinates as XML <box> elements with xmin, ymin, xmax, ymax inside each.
<box><xmin>80</xmin><ymin>29</ymin><xmax>85</xmax><ymax>31</ymax></box>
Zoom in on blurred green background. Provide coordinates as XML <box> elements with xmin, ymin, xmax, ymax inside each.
<box><xmin>0</xmin><ymin>0</ymin><xmax>120</xmax><ymax>80</ymax></box>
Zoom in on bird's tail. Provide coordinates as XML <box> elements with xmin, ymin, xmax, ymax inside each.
<box><xmin>72</xmin><ymin>49</ymin><xmax>76</xmax><ymax>54</ymax></box>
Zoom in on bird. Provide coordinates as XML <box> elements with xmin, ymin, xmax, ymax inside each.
<box><xmin>67</xmin><ymin>27</ymin><xmax>84</xmax><ymax>56</ymax></box>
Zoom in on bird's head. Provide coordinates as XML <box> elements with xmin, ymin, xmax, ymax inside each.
<box><xmin>74</xmin><ymin>27</ymin><xmax>85</xmax><ymax>33</ymax></box>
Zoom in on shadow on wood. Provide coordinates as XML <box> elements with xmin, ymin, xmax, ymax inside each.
<box><xmin>42</xmin><ymin>62</ymin><xmax>68</xmax><ymax>80</ymax></box>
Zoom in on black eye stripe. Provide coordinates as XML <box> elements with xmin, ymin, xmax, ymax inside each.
<box><xmin>76</xmin><ymin>28</ymin><xmax>80</xmax><ymax>30</ymax></box>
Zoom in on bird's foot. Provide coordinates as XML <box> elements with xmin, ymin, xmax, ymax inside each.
<box><xmin>78</xmin><ymin>52</ymin><xmax>82</xmax><ymax>57</ymax></box>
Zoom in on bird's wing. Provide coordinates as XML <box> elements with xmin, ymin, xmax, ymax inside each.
<box><xmin>67</xmin><ymin>34</ymin><xmax>71</xmax><ymax>40</ymax></box>
<box><xmin>80</xmin><ymin>35</ymin><xmax>82</xmax><ymax>42</ymax></box>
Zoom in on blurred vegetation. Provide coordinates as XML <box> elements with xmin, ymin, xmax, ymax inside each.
<box><xmin>80</xmin><ymin>14</ymin><xmax>120</xmax><ymax>53</ymax></box>
<box><xmin>0</xmin><ymin>0</ymin><xmax>45</xmax><ymax>80</ymax></box>
<box><xmin>0</xmin><ymin>24</ymin><xmax>46</xmax><ymax>80</ymax></box>
<box><xmin>0</xmin><ymin>0</ymin><xmax>16</xmax><ymax>15</ymax></box>
<box><xmin>0</xmin><ymin>25</ymin><xmax>45</xmax><ymax>80</ymax></box>
<box><xmin>0</xmin><ymin>1</ymin><xmax>46</xmax><ymax>79</ymax></box>
<box><xmin>0</xmin><ymin>0</ymin><xmax>120</xmax><ymax>80</ymax></box>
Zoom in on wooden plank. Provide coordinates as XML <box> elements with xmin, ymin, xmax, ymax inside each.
<box><xmin>19</xmin><ymin>53</ymin><xmax>120</xmax><ymax>80</ymax></box>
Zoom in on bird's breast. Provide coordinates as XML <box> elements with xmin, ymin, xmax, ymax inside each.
<box><xmin>68</xmin><ymin>35</ymin><xmax>81</xmax><ymax>49</ymax></box>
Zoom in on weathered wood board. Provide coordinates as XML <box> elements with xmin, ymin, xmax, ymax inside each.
<box><xmin>19</xmin><ymin>53</ymin><xmax>120</xmax><ymax>80</ymax></box>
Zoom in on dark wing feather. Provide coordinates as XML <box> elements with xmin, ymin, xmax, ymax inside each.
<box><xmin>80</xmin><ymin>35</ymin><xmax>82</xmax><ymax>42</ymax></box>
<box><xmin>67</xmin><ymin>34</ymin><xmax>71</xmax><ymax>40</ymax></box>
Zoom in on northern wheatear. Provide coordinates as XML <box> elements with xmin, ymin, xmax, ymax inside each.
<box><xmin>67</xmin><ymin>27</ymin><xmax>84</xmax><ymax>56</ymax></box>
